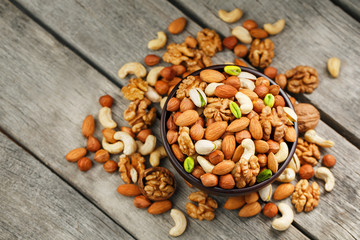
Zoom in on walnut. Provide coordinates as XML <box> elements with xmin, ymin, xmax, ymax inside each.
<box><xmin>130</xmin><ymin>153</ymin><xmax>145</xmax><ymax>179</ymax></box>
<box><xmin>294</xmin><ymin>103</ymin><xmax>320</xmax><ymax>133</ymax></box>
<box><xmin>118</xmin><ymin>153</ymin><xmax>145</xmax><ymax>184</ymax></box>
<box><xmin>295</xmin><ymin>138</ymin><xmax>320</xmax><ymax>166</ymax></box>
<box><xmin>248</xmin><ymin>39</ymin><xmax>274</xmax><ymax>68</ymax></box>
<box><xmin>292</xmin><ymin>179</ymin><xmax>320</xmax><ymax>212</ymax></box>
<box><xmin>203</xmin><ymin>98</ymin><xmax>235</xmax><ymax>122</ymax></box>
<box><xmin>143</xmin><ymin>170</ymin><xmax>175</xmax><ymax>200</ymax></box>
<box><xmin>121</xmin><ymin>78</ymin><xmax>148</xmax><ymax>101</ymax></box>
<box><xmin>186</xmin><ymin>49</ymin><xmax>212</xmax><ymax>73</ymax></box>
<box><xmin>286</xmin><ymin>66</ymin><xmax>319</xmax><ymax>94</ymax></box>
<box><xmin>196</xmin><ymin>28</ymin><xmax>222</xmax><ymax>57</ymax></box>
<box><xmin>178</xmin><ymin>127</ymin><xmax>195</xmax><ymax>156</ymax></box>
<box><xmin>259</xmin><ymin>106</ymin><xmax>292</xmax><ymax>141</ymax></box>
<box><xmin>176</xmin><ymin>75</ymin><xmax>207</xmax><ymax>99</ymax></box>
<box><xmin>123</xmin><ymin>98</ymin><xmax>156</xmax><ymax>133</ymax></box>
<box><xmin>186</xmin><ymin>191</ymin><xmax>218</xmax><ymax>221</ymax></box>
<box><xmin>118</xmin><ymin>155</ymin><xmax>132</xmax><ymax>184</ymax></box>
<box><xmin>233</xmin><ymin>156</ymin><xmax>260</xmax><ymax>188</ymax></box>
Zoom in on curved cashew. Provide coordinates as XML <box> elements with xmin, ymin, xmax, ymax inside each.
<box><xmin>232</xmin><ymin>26</ymin><xmax>252</xmax><ymax>44</ymax></box>
<box><xmin>258</xmin><ymin>184</ymin><xmax>272</xmax><ymax>202</ymax></box>
<box><xmin>102</xmin><ymin>137</ymin><xmax>124</xmax><ymax>154</ymax></box>
<box><xmin>287</xmin><ymin>153</ymin><xmax>300</xmax><ymax>173</ymax></box>
<box><xmin>136</xmin><ymin>135</ymin><xmax>157</xmax><ymax>155</ymax></box>
<box><xmin>205</xmin><ymin>83</ymin><xmax>224</xmax><ymax>96</ymax></box>
<box><xmin>99</xmin><ymin>107</ymin><xmax>117</xmax><ymax>129</ymax></box>
<box><xmin>238</xmin><ymin>71</ymin><xmax>257</xmax><ymax>80</ymax></box>
<box><xmin>264</xmin><ymin>19</ymin><xmax>285</xmax><ymax>35</ymax></box>
<box><xmin>113</xmin><ymin>131</ymin><xmax>137</xmax><ymax>155</ymax></box>
<box><xmin>275</xmin><ymin>142</ymin><xmax>289</xmax><ymax>163</ymax></box>
<box><xmin>304</xmin><ymin>129</ymin><xmax>334</xmax><ymax>148</ymax></box>
<box><xmin>272</xmin><ymin>203</ymin><xmax>294</xmax><ymax>231</ymax></box>
<box><xmin>118</xmin><ymin>62</ymin><xmax>147</xmax><ymax>79</ymax></box>
<box><xmin>169</xmin><ymin>209</ymin><xmax>187</xmax><ymax>237</ymax></box>
<box><xmin>148</xmin><ymin>31</ymin><xmax>167</xmax><ymax>50</ymax></box>
<box><xmin>218</xmin><ymin>8</ymin><xmax>243</xmax><ymax>23</ymax></box>
<box><xmin>213</xmin><ymin>139</ymin><xmax>222</xmax><ymax>150</ymax></box>
<box><xmin>160</xmin><ymin>97</ymin><xmax>168</xmax><ymax>109</ymax></box>
<box><xmin>145</xmin><ymin>86</ymin><xmax>162</xmax><ymax>102</ymax></box>
<box><xmin>239</xmin><ymin>78</ymin><xmax>255</xmax><ymax>90</ymax></box>
<box><xmin>197</xmin><ymin>156</ymin><xmax>215</xmax><ymax>173</ymax></box>
<box><xmin>235</xmin><ymin>92</ymin><xmax>253</xmax><ymax>114</ymax></box>
<box><xmin>146</xmin><ymin>66</ymin><xmax>164</xmax><ymax>86</ymax></box>
<box><xmin>276</xmin><ymin>168</ymin><xmax>296</xmax><ymax>182</ymax></box>
<box><xmin>315</xmin><ymin>167</ymin><xmax>335</xmax><ymax>192</ymax></box>
<box><xmin>240</xmin><ymin>139</ymin><xmax>255</xmax><ymax>160</ymax></box>
<box><xmin>150</xmin><ymin>146</ymin><xmax>167</xmax><ymax>167</ymax></box>
<box><xmin>195</xmin><ymin>140</ymin><xmax>216</xmax><ymax>155</ymax></box>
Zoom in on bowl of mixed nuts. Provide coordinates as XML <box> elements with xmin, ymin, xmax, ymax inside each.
<box><xmin>161</xmin><ymin>64</ymin><xmax>298</xmax><ymax>196</ymax></box>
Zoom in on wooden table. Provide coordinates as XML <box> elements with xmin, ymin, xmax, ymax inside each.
<box><xmin>1</xmin><ymin>0</ymin><xmax>360</xmax><ymax>239</ymax></box>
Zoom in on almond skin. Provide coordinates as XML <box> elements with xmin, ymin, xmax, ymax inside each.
<box><xmin>172</xmin><ymin>144</ymin><xmax>185</xmax><ymax>162</ymax></box>
<box><xmin>284</xmin><ymin>126</ymin><xmax>297</xmax><ymax>142</ymax></box>
<box><xmin>102</xmin><ymin>128</ymin><xmax>117</xmax><ymax>143</ymax></box>
<box><xmin>180</xmin><ymin>97</ymin><xmax>196</xmax><ymax>112</ymax></box>
<box><xmin>249</xmin><ymin>118</ymin><xmax>263</xmax><ymax>140</ymax></box>
<box><xmin>224</xmin><ymin>196</ymin><xmax>245</xmax><ymax>210</ymax></box>
<box><xmin>212</xmin><ymin>160</ymin><xmax>235</xmax><ymax>175</ymax></box>
<box><xmin>200</xmin><ymin>69</ymin><xmax>225</xmax><ymax>83</ymax></box>
<box><xmin>148</xmin><ymin>200</ymin><xmax>172</xmax><ymax>214</ymax></box>
<box><xmin>243</xmin><ymin>19</ymin><xmax>258</xmax><ymax>31</ymax></box>
<box><xmin>82</xmin><ymin>115</ymin><xmax>95</xmax><ymax>137</ymax></box>
<box><xmin>232</xmin><ymin>145</ymin><xmax>244</xmax><ymax>162</ymax></box>
<box><xmin>227</xmin><ymin>117</ymin><xmax>250</xmax><ymax>132</ymax></box>
<box><xmin>190</xmin><ymin>123</ymin><xmax>204</xmax><ymax>141</ymax></box>
<box><xmin>65</xmin><ymin>147</ymin><xmax>87</xmax><ymax>162</ymax></box>
<box><xmin>175</xmin><ymin>110</ymin><xmax>199</xmax><ymax>126</ymax></box>
<box><xmin>144</xmin><ymin>54</ymin><xmax>161</xmax><ymax>66</ymax></box>
<box><xmin>133</xmin><ymin>195</ymin><xmax>151</xmax><ymax>208</ymax></box>
<box><xmin>200</xmin><ymin>173</ymin><xmax>218</xmax><ymax>187</ymax></box>
<box><xmin>121</xmin><ymin>126</ymin><xmax>135</xmax><ymax>138</ymax></box>
<box><xmin>219</xmin><ymin>174</ymin><xmax>235</xmax><ymax>189</ymax></box>
<box><xmin>209</xmin><ymin>150</ymin><xmax>225</xmax><ymax>165</ymax></box>
<box><xmin>87</xmin><ymin>135</ymin><xmax>101</xmax><ymax>152</ymax></box>
<box><xmin>137</xmin><ymin>129</ymin><xmax>152</xmax><ymax>143</ymax></box>
<box><xmin>214</xmin><ymin>85</ymin><xmax>238</xmax><ymax>98</ymax></box>
<box><xmin>273</xmin><ymin>183</ymin><xmax>295</xmax><ymax>200</ymax></box>
<box><xmin>167</xmin><ymin>130</ymin><xmax>179</xmax><ymax>144</ymax></box>
<box><xmin>168</xmin><ymin>17</ymin><xmax>187</xmax><ymax>35</ymax></box>
<box><xmin>244</xmin><ymin>192</ymin><xmax>259</xmax><ymax>204</ymax></box>
<box><xmin>222</xmin><ymin>135</ymin><xmax>236</xmax><ymax>160</ymax></box>
<box><xmin>238</xmin><ymin>202</ymin><xmax>261</xmax><ymax>217</ymax></box>
<box><xmin>205</xmin><ymin>121</ymin><xmax>228</xmax><ymax>141</ymax></box>
<box><xmin>223</xmin><ymin>76</ymin><xmax>241</xmax><ymax>89</ymax></box>
<box><xmin>267</xmin><ymin>140</ymin><xmax>280</xmax><ymax>154</ymax></box>
<box><xmin>254</xmin><ymin>140</ymin><xmax>269</xmax><ymax>153</ymax></box>
<box><xmin>167</xmin><ymin>97</ymin><xmax>180</xmax><ymax>111</ymax></box>
<box><xmin>268</xmin><ymin>152</ymin><xmax>278</xmax><ymax>173</ymax></box>
<box><xmin>239</xmin><ymin>89</ymin><xmax>258</xmax><ymax>101</ymax></box>
<box><xmin>250</xmin><ymin>28</ymin><xmax>268</xmax><ymax>39</ymax></box>
<box><xmin>117</xmin><ymin>184</ymin><xmax>141</xmax><ymax>197</ymax></box>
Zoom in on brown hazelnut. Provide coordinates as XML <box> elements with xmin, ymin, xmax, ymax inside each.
<box><xmin>137</xmin><ymin>129</ymin><xmax>152</xmax><ymax>143</ymax></box>
<box><xmin>264</xmin><ymin>67</ymin><xmax>277</xmax><ymax>79</ymax></box>
<box><xmin>99</xmin><ymin>95</ymin><xmax>113</xmax><ymax>108</ymax></box>
<box><xmin>257</xmin><ymin>154</ymin><xmax>267</xmax><ymax>168</ymax></box>
<box><xmin>154</xmin><ymin>80</ymin><xmax>169</xmax><ymax>95</ymax></box>
<box><xmin>233</xmin><ymin>44</ymin><xmax>248</xmax><ymax>58</ymax></box>
<box><xmin>104</xmin><ymin>160</ymin><xmax>118</xmax><ymax>173</ymax></box>
<box><xmin>77</xmin><ymin>157</ymin><xmax>92</xmax><ymax>171</ymax></box>
<box><xmin>144</xmin><ymin>54</ymin><xmax>161</xmax><ymax>66</ymax></box>
<box><xmin>223</xmin><ymin>76</ymin><xmax>241</xmax><ymax>89</ymax></box>
<box><xmin>219</xmin><ymin>174</ymin><xmax>235</xmax><ymax>189</ymax></box>
<box><xmin>274</xmin><ymin>95</ymin><xmax>285</xmax><ymax>107</ymax></box>
<box><xmin>322</xmin><ymin>154</ymin><xmax>336</xmax><ymax>167</ymax></box>
<box><xmin>254</xmin><ymin>85</ymin><xmax>269</xmax><ymax>99</ymax></box>
<box><xmin>200</xmin><ymin>173</ymin><xmax>218</xmax><ymax>187</ymax></box>
<box><xmin>255</xmin><ymin>77</ymin><xmax>270</xmax><ymax>87</ymax></box>
<box><xmin>263</xmin><ymin>203</ymin><xmax>278</xmax><ymax>218</ymax></box>
<box><xmin>120</xmin><ymin>126</ymin><xmax>135</xmax><ymax>138</ymax></box>
<box><xmin>87</xmin><ymin>135</ymin><xmax>101</xmax><ymax>152</ymax></box>
<box><xmin>190</xmin><ymin>123</ymin><xmax>204</xmax><ymax>141</ymax></box>
<box><xmin>243</xmin><ymin>19</ymin><xmax>258</xmax><ymax>31</ymax></box>
<box><xmin>185</xmin><ymin>35</ymin><xmax>197</xmax><ymax>48</ymax></box>
<box><xmin>94</xmin><ymin>149</ymin><xmax>110</xmax><ymax>163</ymax></box>
<box><xmin>275</xmin><ymin>74</ymin><xmax>287</xmax><ymax>89</ymax></box>
<box><xmin>223</xmin><ymin>36</ymin><xmax>238</xmax><ymax>50</ymax></box>
<box><xmin>160</xmin><ymin>67</ymin><xmax>175</xmax><ymax>80</ymax></box>
<box><xmin>171</xmin><ymin>65</ymin><xmax>186</xmax><ymax>76</ymax></box>
<box><xmin>167</xmin><ymin>130</ymin><xmax>179</xmax><ymax>144</ymax></box>
<box><xmin>180</xmin><ymin>98</ymin><xmax>195</xmax><ymax>112</ymax></box>
<box><xmin>192</xmin><ymin>166</ymin><xmax>205</xmax><ymax>179</ymax></box>
<box><xmin>267</xmin><ymin>140</ymin><xmax>280</xmax><ymax>154</ymax></box>
<box><xmin>269</xmin><ymin>85</ymin><xmax>280</xmax><ymax>96</ymax></box>
<box><xmin>166</xmin><ymin>97</ymin><xmax>180</xmax><ymax>111</ymax></box>
<box><xmin>235</xmin><ymin>130</ymin><xmax>251</xmax><ymax>144</ymax></box>
<box><xmin>209</xmin><ymin>150</ymin><xmax>224</xmax><ymax>165</ymax></box>
<box><xmin>299</xmin><ymin>164</ymin><xmax>314</xmax><ymax>179</ymax></box>
<box><xmin>252</xmin><ymin>98</ymin><xmax>265</xmax><ymax>113</ymax></box>
<box><xmin>168</xmin><ymin>77</ymin><xmax>182</xmax><ymax>87</ymax></box>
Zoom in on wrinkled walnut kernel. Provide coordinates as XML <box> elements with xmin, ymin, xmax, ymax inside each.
<box><xmin>121</xmin><ymin>78</ymin><xmax>148</xmax><ymax>100</ymax></box>
<box><xmin>286</xmin><ymin>66</ymin><xmax>319</xmax><ymax>94</ymax></box>
<box><xmin>204</xmin><ymin>98</ymin><xmax>235</xmax><ymax>122</ymax></box>
<box><xmin>196</xmin><ymin>28</ymin><xmax>222</xmax><ymax>57</ymax></box>
<box><xmin>295</xmin><ymin>138</ymin><xmax>320</xmax><ymax>166</ymax></box>
<box><xmin>186</xmin><ymin>191</ymin><xmax>218</xmax><ymax>221</ymax></box>
<box><xmin>292</xmin><ymin>179</ymin><xmax>320</xmax><ymax>212</ymax></box>
<box><xmin>248</xmin><ymin>39</ymin><xmax>274</xmax><ymax>68</ymax></box>
<box><xmin>123</xmin><ymin>98</ymin><xmax>156</xmax><ymax>133</ymax></box>
<box><xmin>144</xmin><ymin>170</ymin><xmax>175</xmax><ymax>199</ymax></box>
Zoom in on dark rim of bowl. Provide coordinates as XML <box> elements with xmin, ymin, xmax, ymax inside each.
<box><xmin>160</xmin><ymin>64</ymin><xmax>298</xmax><ymax>196</ymax></box>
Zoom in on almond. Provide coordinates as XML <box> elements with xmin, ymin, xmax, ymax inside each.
<box><xmin>226</xmin><ymin>117</ymin><xmax>250</xmax><ymax>132</ymax></box>
<box><xmin>167</xmin><ymin>130</ymin><xmax>179</xmax><ymax>144</ymax></box>
<box><xmin>284</xmin><ymin>126</ymin><xmax>297</xmax><ymax>142</ymax></box>
<box><xmin>120</xmin><ymin>126</ymin><xmax>135</xmax><ymax>138</ymax></box>
<box><xmin>102</xmin><ymin>128</ymin><xmax>117</xmax><ymax>143</ymax></box>
<box><xmin>137</xmin><ymin>129</ymin><xmax>152</xmax><ymax>143</ymax></box>
<box><xmin>232</xmin><ymin>145</ymin><xmax>244</xmax><ymax>162</ymax></box>
<box><xmin>205</xmin><ymin>121</ymin><xmax>228</xmax><ymax>141</ymax></box>
<box><xmin>243</xmin><ymin>19</ymin><xmax>258</xmax><ymax>31</ymax></box>
<box><xmin>180</xmin><ymin>98</ymin><xmax>196</xmax><ymax>112</ymax></box>
<box><xmin>148</xmin><ymin>200</ymin><xmax>172</xmax><ymax>214</ymax></box>
<box><xmin>249</xmin><ymin>118</ymin><xmax>263</xmax><ymax>140</ymax></box>
<box><xmin>238</xmin><ymin>202</ymin><xmax>261</xmax><ymax>217</ymax></box>
<box><xmin>65</xmin><ymin>147</ymin><xmax>87</xmax><ymax>162</ymax></box>
<box><xmin>254</xmin><ymin>140</ymin><xmax>269</xmax><ymax>153</ymax></box>
<box><xmin>212</xmin><ymin>160</ymin><xmax>235</xmax><ymax>175</ymax></box>
<box><xmin>172</xmin><ymin>144</ymin><xmax>185</xmax><ymax>162</ymax></box>
<box><xmin>200</xmin><ymin>69</ymin><xmax>225</xmax><ymax>83</ymax></box>
<box><xmin>190</xmin><ymin>123</ymin><xmax>204</xmax><ymax>141</ymax></box>
<box><xmin>267</xmin><ymin>140</ymin><xmax>280</xmax><ymax>154</ymax></box>
<box><xmin>219</xmin><ymin>174</ymin><xmax>235</xmax><ymax>189</ymax></box>
<box><xmin>268</xmin><ymin>152</ymin><xmax>278</xmax><ymax>173</ymax></box>
<box><xmin>200</xmin><ymin>173</ymin><xmax>218</xmax><ymax>187</ymax></box>
<box><xmin>250</xmin><ymin>28</ymin><xmax>268</xmax><ymax>39</ymax></box>
<box><xmin>94</xmin><ymin>149</ymin><xmax>110</xmax><ymax>163</ymax></box>
<box><xmin>168</xmin><ymin>17</ymin><xmax>187</xmax><ymax>35</ymax></box>
<box><xmin>171</xmin><ymin>65</ymin><xmax>186</xmax><ymax>76</ymax></box>
<box><xmin>209</xmin><ymin>150</ymin><xmax>224</xmax><ymax>165</ymax></box>
<box><xmin>87</xmin><ymin>135</ymin><xmax>101</xmax><ymax>152</ymax></box>
<box><xmin>214</xmin><ymin>85</ymin><xmax>238</xmax><ymax>98</ymax></box>
<box><xmin>222</xmin><ymin>135</ymin><xmax>236</xmax><ymax>160</ymax></box>
<box><xmin>223</xmin><ymin>76</ymin><xmax>241</xmax><ymax>89</ymax></box>
<box><xmin>273</xmin><ymin>183</ymin><xmax>294</xmax><ymax>200</ymax></box>
<box><xmin>175</xmin><ymin>110</ymin><xmax>199</xmax><ymax>126</ymax></box>
<box><xmin>133</xmin><ymin>195</ymin><xmax>151</xmax><ymax>208</ymax></box>
<box><xmin>239</xmin><ymin>89</ymin><xmax>258</xmax><ymax>101</ymax></box>
<box><xmin>244</xmin><ymin>192</ymin><xmax>259</xmax><ymax>204</ymax></box>
<box><xmin>82</xmin><ymin>115</ymin><xmax>95</xmax><ymax>137</ymax></box>
<box><xmin>99</xmin><ymin>95</ymin><xmax>113</xmax><ymax>108</ymax></box>
<box><xmin>117</xmin><ymin>184</ymin><xmax>141</xmax><ymax>197</ymax></box>
<box><xmin>234</xmin><ymin>58</ymin><xmax>248</xmax><ymax>67</ymax></box>
<box><xmin>144</xmin><ymin>54</ymin><xmax>160</xmax><ymax>66</ymax></box>
<box><xmin>224</xmin><ymin>196</ymin><xmax>245</xmax><ymax>210</ymax></box>
<box><xmin>167</xmin><ymin>115</ymin><xmax>178</xmax><ymax>131</ymax></box>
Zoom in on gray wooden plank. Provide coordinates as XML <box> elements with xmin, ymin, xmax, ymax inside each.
<box><xmin>0</xmin><ymin>1</ymin><xmax>307</xmax><ymax>239</ymax></box>
<box><xmin>332</xmin><ymin>0</ymin><xmax>360</xmax><ymax>22</ymax></box>
<box><xmin>0</xmin><ymin>131</ymin><xmax>133</xmax><ymax>240</ymax></box>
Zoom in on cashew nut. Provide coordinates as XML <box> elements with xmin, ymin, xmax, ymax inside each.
<box><xmin>146</xmin><ymin>66</ymin><xmax>164</xmax><ymax>86</ymax></box>
<box><xmin>118</xmin><ymin>62</ymin><xmax>147</xmax><ymax>79</ymax></box>
<box><xmin>113</xmin><ymin>131</ymin><xmax>137</xmax><ymax>155</ymax></box>
<box><xmin>130</xmin><ymin>167</ymin><xmax>138</xmax><ymax>183</ymax></box>
<box><xmin>304</xmin><ymin>129</ymin><xmax>335</xmax><ymax>148</ymax></box>
<box><xmin>149</xmin><ymin>146</ymin><xmax>167</xmax><ymax>167</ymax></box>
<box><xmin>315</xmin><ymin>167</ymin><xmax>335</xmax><ymax>192</ymax></box>
<box><xmin>232</xmin><ymin>26</ymin><xmax>252</xmax><ymax>44</ymax></box>
<box><xmin>205</xmin><ymin>83</ymin><xmax>224</xmax><ymax>96</ymax></box>
<box><xmin>169</xmin><ymin>209</ymin><xmax>187</xmax><ymax>237</ymax></box>
<box><xmin>276</xmin><ymin>168</ymin><xmax>296</xmax><ymax>182</ymax></box>
<box><xmin>160</xmin><ymin>97</ymin><xmax>168</xmax><ymax>109</ymax></box>
<box><xmin>145</xmin><ymin>86</ymin><xmax>162</xmax><ymax>102</ymax></box>
<box><xmin>195</xmin><ymin>140</ymin><xmax>216</xmax><ymax>155</ymax></box>
<box><xmin>148</xmin><ymin>31</ymin><xmax>167</xmax><ymax>50</ymax></box>
<box><xmin>287</xmin><ymin>153</ymin><xmax>300</xmax><ymax>173</ymax></box>
<box><xmin>136</xmin><ymin>135</ymin><xmax>157</xmax><ymax>156</ymax></box>
<box><xmin>197</xmin><ymin>156</ymin><xmax>215</xmax><ymax>173</ymax></box>
<box><xmin>218</xmin><ymin>8</ymin><xmax>243</xmax><ymax>23</ymax></box>
<box><xmin>99</xmin><ymin>107</ymin><xmax>117</xmax><ymax>129</ymax></box>
<box><xmin>258</xmin><ymin>184</ymin><xmax>272</xmax><ymax>202</ymax></box>
<box><xmin>283</xmin><ymin>107</ymin><xmax>297</xmax><ymax>122</ymax></box>
<box><xmin>272</xmin><ymin>203</ymin><xmax>294</xmax><ymax>231</ymax></box>
<box><xmin>328</xmin><ymin>57</ymin><xmax>341</xmax><ymax>78</ymax></box>
<box><xmin>239</xmin><ymin>78</ymin><xmax>255</xmax><ymax>90</ymax></box>
<box><xmin>240</xmin><ymin>139</ymin><xmax>255</xmax><ymax>160</ymax></box>
<box><xmin>263</xmin><ymin>19</ymin><xmax>285</xmax><ymax>35</ymax></box>
<box><xmin>235</xmin><ymin>92</ymin><xmax>253</xmax><ymax>114</ymax></box>
<box><xmin>274</xmin><ymin>142</ymin><xmax>289</xmax><ymax>163</ymax></box>
<box><xmin>238</xmin><ymin>71</ymin><xmax>257</xmax><ymax>80</ymax></box>
<box><xmin>102</xmin><ymin>137</ymin><xmax>124</xmax><ymax>154</ymax></box>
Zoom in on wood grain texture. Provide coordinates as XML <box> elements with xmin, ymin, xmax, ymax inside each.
<box><xmin>0</xmin><ymin>1</ymin><xmax>307</xmax><ymax>239</ymax></box>
<box><xmin>0</xmin><ymin>131</ymin><xmax>133</xmax><ymax>240</ymax></box>
<box><xmin>332</xmin><ymin>0</ymin><xmax>360</xmax><ymax>21</ymax></box>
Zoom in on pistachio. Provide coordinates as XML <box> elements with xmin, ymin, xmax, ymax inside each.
<box><xmin>258</xmin><ymin>184</ymin><xmax>272</xmax><ymax>202</ymax></box>
<box><xmin>195</xmin><ymin>140</ymin><xmax>216</xmax><ymax>155</ymax></box>
<box><xmin>189</xmin><ymin>88</ymin><xmax>207</xmax><ymax>108</ymax></box>
<box><xmin>283</xmin><ymin>107</ymin><xmax>297</xmax><ymax>122</ymax></box>
<box><xmin>224</xmin><ymin>65</ymin><xmax>241</xmax><ymax>76</ymax></box>
<box><xmin>230</xmin><ymin>101</ymin><xmax>242</xmax><ymax>118</ymax></box>
<box><xmin>184</xmin><ymin>157</ymin><xmax>195</xmax><ymax>173</ymax></box>
<box><xmin>256</xmin><ymin>169</ymin><xmax>272</xmax><ymax>182</ymax></box>
<box><xmin>238</xmin><ymin>71</ymin><xmax>257</xmax><ymax>80</ymax></box>
<box><xmin>264</xmin><ymin>93</ymin><xmax>275</xmax><ymax>108</ymax></box>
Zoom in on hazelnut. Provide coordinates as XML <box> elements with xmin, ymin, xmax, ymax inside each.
<box><xmin>190</xmin><ymin>123</ymin><xmax>204</xmax><ymax>141</ymax></box>
<box><xmin>144</xmin><ymin>54</ymin><xmax>161</xmax><ymax>66</ymax></box>
<box><xmin>102</xmin><ymin>128</ymin><xmax>117</xmax><ymax>143</ymax></box>
<box><xmin>99</xmin><ymin>95</ymin><xmax>113</xmax><ymax>108</ymax></box>
<box><xmin>77</xmin><ymin>157</ymin><xmax>92</xmax><ymax>171</ymax></box>
<box><xmin>322</xmin><ymin>154</ymin><xmax>336</xmax><ymax>167</ymax></box>
<box><xmin>233</xmin><ymin>44</ymin><xmax>248</xmax><ymax>58</ymax></box>
<box><xmin>185</xmin><ymin>35</ymin><xmax>197</xmax><ymax>48</ymax></box>
<box><xmin>154</xmin><ymin>80</ymin><xmax>169</xmax><ymax>95</ymax></box>
<box><xmin>299</xmin><ymin>164</ymin><xmax>314</xmax><ymax>179</ymax></box>
<box><xmin>171</xmin><ymin>65</ymin><xmax>186</xmax><ymax>76</ymax></box>
<box><xmin>168</xmin><ymin>77</ymin><xmax>182</xmax><ymax>87</ymax></box>
<box><xmin>200</xmin><ymin>173</ymin><xmax>218</xmax><ymax>187</ymax></box>
<box><xmin>235</xmin><ymin>130</ymin><xmax>251</xmax><ymax>144</ymax></box>
<box><xmin>192</xmin><ymin>166</ymin><xmax>205</xmax><ymax>179</ymax></box>
<box><xmin>243</xmin><ymin>19</ymin><xmax>258</xmax><ymax>31</ymax></box>
<box><xmin>209</xmin><ymin>150</ymin><xmax>225</xmax><ymax>165</ymax></box>
<box><xmin>120</xmin><ymin>126</ymin><xmax>135</xmax><ymax>138</ymax></box>
<box><xmin>234</xmin><ymin>58</ymin><xmax>248</xmax><ymax>67</ymax></box>
<box><xmin>263</xmin><ymin>203</ymin><xmax>278</xmax><ymax>218</ymax></box>
<box><xmin>219</xmin><ymin>174</ymin><xmax>235</xmax><ymax>189</ymax></box>
<box><xmin>94</xmin><ymin>149</ymin><xmax>110</xmax><ymax>163</ymax></box>
<box><xmin>257</xmin><ymin>154</ymin><xmax>267</xmax><ymax>167</ymax></box>
<box><xmin>275</xmin><ymin>74</ymin><xmax>287</xmax><ymax>89</ymax></box>
<box><xmin>172</xmin><ymin>112</ymin><xmax>182</xmax><ymax>123</ymax></box>
<box><xmin>166</xmin><ymin>115</ymin><xmax>178</xmax><ymax>131</ymax></box>
<box><xmin>252</xmin><ymin>98</ymin><xmax>265</xmax><ymax>113</ymax></box>
<box><xmin>269</xmin><ymin>85</ymin><xmax>280</xmax><ymax>96</ymax></box>
<box><xmin>267</xmin><ymin>140</ymin><xmax>280</xmax><ymax>154</ymax></box>
<box><xmin>264</xmin><ymin>67</ymin><xmax>277</xmax><ymax>79</ymax></box>
<box><xmin>137</xmin><ymin>129</ymin><xmax>152</xmax><ymax>143</ymax></box>
<box><xmin>166</xmin><ymin>97</ymin><xmax>180</xmax><ymax>111</ymax></box>
<box><xmin>160</xmin><ymin>67</ymin><xmax>175</xmax><ymax>80</ymax></box>
<box><xmin>223</xmin><ymin>36</ymin><xmax>238</xmax><ymax>50</ymax></box>
<box><xmin>254</xmin><ymin>85</ymin><xmax>269</xmax><ymax>99</ymax></box>
<box><xmin>255</xmin><ymin>77</ymin><xmax>270</xmax><ymax>87</ymax></box>
<box><xmin>180</xmin><ymin>98</ymin><xmax>195</xmax><ymax>112</ymax></box>
<box><xmin>195</xmin><ymin>117</ymin><xmax>205</xmax><ymax>127</ymax></box>
<box><xmin>223</xmin><ymin>76</ymin><xmax>241</xmax><ymax>89</ymax></box>
<box><xmin>87</xmin><ymin>135</ymin><xmax>101</xmax><ymax>152</ymax></box>
<box><xmin>104</xmin><ymin>160</ymin><xmax>118</xmax><ymax>173</ymax></box>
<box><xmin>167</xmin><ymin>130</ymin><xmax>179</xmax><ymax>144</ymax></box>
<box><xmin>274</xmin><ymin>95</ymin><xmax>285</xmax><ymax>107</ymax></box>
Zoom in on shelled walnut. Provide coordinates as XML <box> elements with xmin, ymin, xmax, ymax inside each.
<box><xmin>186</xmin><ymin>191</ymin><xmax>218</xmax><ymax>221</ymax></box>
<box><xmin>248</xmin><ymin>39</ymin><xmax>274</xmax><ymax>68</ymax></box>
<box><xmin>121</xmin><ymin>78</ymin><xmax>148</xmax><ymax>100</ymax></box>
<box><xmin>233</xmin><ymin>156</ymin><xmax>260</xmax><ymax>188</ymax></box>
<box><xmin>123</xmin><ymin>98</ymin><xmax>156</xmax><ymax>133</ymax></box>
<box><xmin>286</xmin><ymin>65</ymin><xmax>319</xmax><ymax>94</ymax></box>
<box><xmin>292</xmin><ymin>179</ymin><xmax>320</xmax><ymax>212</ymax></box>
<box><xmin>118</xmin><ymin>153</ymin><xmax>145</xmax><ymax>184</ymax></box>
<box><xmin>295</xmin><ymin>138</ymin><xmax>320</xmax><ymax>166</ymax></box>
<box><xmin>176</xmin><ymin>75</ymin><xmax>207</xmax><ymax>100</ymax></box>
<box><xmin>203</xmin><ymin>98</ymin><xmax>235</xmax><ymax>121</ymax></box>
<box><xmin>196</xmin><ymin>28</ymin><xmax>222</xmax><ymax>57</ymax></box>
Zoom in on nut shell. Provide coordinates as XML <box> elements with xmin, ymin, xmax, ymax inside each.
<box><xmin>294</xmin><ymin>103</ymin><xmax>320</xmax><ymax>133</ymax></box>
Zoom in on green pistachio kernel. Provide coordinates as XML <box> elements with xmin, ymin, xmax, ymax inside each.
<box><xmin>230</xmin><ymin>101</ymin><xmax>242</xmax><ymax>118</ymax></box>
<box><xmin>224</xmin><ymin>65</ymin><xmax>242</xmax><ymax>76</ymax></box>
<box><xmin>198</xmin><ymin>91</ymin><xmax>205</xmax><ymax>107</ymax></box>
<box><xmin>264</xmin><ymin>93</ymin><xmax>275</xmax><ymax>108</ymax></box>
<box><xmin>256</xmin><ymin>169</ymin><xmax>273</xmax><ymax>183</ymax></box>
<box><xmin>184</xmin><ymin>157</ymin><xmax>195</xmax><ymax>173</ymax></box>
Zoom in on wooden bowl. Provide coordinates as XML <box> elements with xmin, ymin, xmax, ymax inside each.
<box><xmin>138</xmin><ymin>167</ymin><xmax>177</xmax><ymax>201</ymax></box>
<box><xmin>160</xmin><ymin>64</ymin><xmax>298</xmax><ymax>196</ymax></box>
